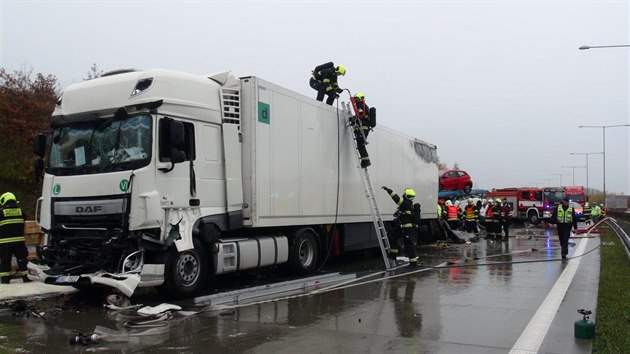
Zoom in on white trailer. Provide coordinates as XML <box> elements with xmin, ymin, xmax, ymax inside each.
<box><xmin>28</xmin><ymin>69</ymin><xmax>439</xmax><ymax>297</ymax></box>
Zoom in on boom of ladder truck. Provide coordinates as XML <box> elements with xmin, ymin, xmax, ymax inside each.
<box><xmin>28</xmin><ymin>68</ymin><xmax>439</xmax><ymax>298</ymax></box>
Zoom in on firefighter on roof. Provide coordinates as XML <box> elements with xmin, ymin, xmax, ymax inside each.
<box><xmin>382</xmin><ymin>186</ymin><xmax>420</xmax><ymax>268</ymax></box>
<box><xmin>309</xmin><ymin>62</ymin><xmax>346</xmax><ymax>105</ymax></box>
<box><xmin>0</xmin><ymin>192</ymin><xmax>31</xmax><ymax>284</ymax></box>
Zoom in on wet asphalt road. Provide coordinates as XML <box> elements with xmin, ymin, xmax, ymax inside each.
<box><xmin>0</xmin><ymin>223</ymin><xmax>601</xmax><ymax>353</ymax></box>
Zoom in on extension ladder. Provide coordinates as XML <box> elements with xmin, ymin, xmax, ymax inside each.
<box><xmin>343</xmin><ymin>102</ymin><xmax>395</xmax><ymax>270</ymax></box>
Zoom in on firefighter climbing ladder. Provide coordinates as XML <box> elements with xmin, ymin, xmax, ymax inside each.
<box><xmin>343</xmin><ymin>101</ymin><xmax>395</xmax><ymax>270</ymax></box>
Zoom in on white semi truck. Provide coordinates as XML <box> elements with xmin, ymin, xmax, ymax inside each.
<box><xmin>28</xmin><ymin>68</ymin><xmax>439</xmax><ymax>297</ymax></box>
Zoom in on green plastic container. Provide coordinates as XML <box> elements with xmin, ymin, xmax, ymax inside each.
<box><xmin>574</xmin><ymin>319</ymin><xmax>595</xmax><ymax>339</ymax></box>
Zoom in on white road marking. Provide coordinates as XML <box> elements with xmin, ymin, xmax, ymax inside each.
<box><xmin>509</xmin><ymin>238</ymin><xmax>589</xmax><ymax>354</ymax></box>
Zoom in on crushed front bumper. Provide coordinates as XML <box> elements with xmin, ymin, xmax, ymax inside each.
<box><xmin>27</xmin><ymin>262</ymin><xmax>164</xmax><ymax>297</ymax></box>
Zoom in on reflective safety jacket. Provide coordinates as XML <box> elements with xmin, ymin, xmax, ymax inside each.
<box><xmin>446</xmin><ymin>205</ymin><xmax>460</xmax><ymax>221</ymax></box>
<box><xmin>0</xmin><ymin>205</ymin><xmax>25</xmax><ymax>245</ymax></box>
<box><xmin>556</xmin><ymin>206</ymin><xmax>573</xmax><ymax>223</ymax></box>
<box><xmin>354</xmin><ymin>100</ymin><xmax>371</xmax><ymax>131</ymax></box>
<box><xmin>552</xmin><ymin>205</ymin><xmax>577</xmax><ymax>229</ymax></box>
<box><xmin>485</xmin><ymin>205</ymin><xmax>497</xmax><ymax>221</ymax></box>
<box><xmin>312</xmin><ymin>62</ymin><xmax>340</xmax><ymax>93</ymax></box>
<box><xmin>464</xmin><ymin>205</ymin><xmax>478</xmax><ymax>221</ymax></box>
<box><xmin>388</xmin><ymin>191</ymin><xmax>415</xmax><ymax>229</ymax></box>
<box><xmin>583</xmin><ymin>206</ymin><xmax>591</xmax><ymax>217</ymax></box>
<box><xmin>591</xmin><ymin>205</ymin><xmax>601</xmax><ymax>216</ymax></box>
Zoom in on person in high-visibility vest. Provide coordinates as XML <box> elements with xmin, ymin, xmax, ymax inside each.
<box><xmin>0</xmin><ymin>192</ymin><xmax>31</xmax><ymax>283</ymax></box>
<box><xmin>382</xmin><ymin>186</ymin><xmax>419</xmax><ymax>268</ymax></box>
<box><xmin>309</xmin><ymin>62</ymin><xmax>346</xmax><ymax>105</ymax></box>
<box><xmin>463</xmin><ymin>198</ymin><xmax>479</xmax><ymax>234</ymax></box>
<box><xmin>591</xmin><ymin>203</ymin><xmax>602</xmax><ymax>224</ymax></box>
<box><xmin>551</xmin><ymin>197</ymin><xmax>577</xmax><ymax>259</ymax></box>
<box><xmin>446</xmin><ymin>200</ymin><xmax>461</xmax><ymax>230</ymax></box>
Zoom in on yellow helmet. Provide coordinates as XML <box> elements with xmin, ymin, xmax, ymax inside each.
<box><xmin>354</xmin><ymin>93</ymin><xmax>365</xmax><ymax>100</ymax></box>
<box><xmin>496</xmin><ymin>198</ymin><xmax>502</xmax><ymax>203</ymax></box>
<box><xmin>336</xmin><ymin>65</ymin><xmax>346</xmax><ymax>76</ymax></box>
<box><xmin>0</xmin><ymin>192</ymin><xmax>16</xmax><ymax>206</ymax></box>
<box><xmin>404</xmin><ymin>188</ymin><xmax>416</xmax><ymax>199</ymax></box>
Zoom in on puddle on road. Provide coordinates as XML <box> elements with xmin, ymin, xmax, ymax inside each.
<box><xmin>0</xmin><ymin>224</ymin><xmax>580</xmax><ymax>352</ymax></box>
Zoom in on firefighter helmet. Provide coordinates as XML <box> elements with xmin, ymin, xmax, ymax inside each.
<box><xmin>335</xmin><ymin>65</ymin><xmax>346</xmax><ymax>76</ymax></box>
<box><xmin>585</xmin><ymin>202</ymin><xmax>589</xmax><ymax>207</ymax></box>
<box><xmin>354</xmin><ymin>93</ymin><xmax>365</xmax><ymax>100</ymax></box>
<box><xmin>467</xmin><ymin>198</ymin><xmax>473</xmax><ymax>204</ymax></box>
<box><xmin>404</xmin><ymin>188</ymin><xmax>416</xmax><ymax>199</ymax></box>
<box><xmin>455</xmin><ymin>200</ymin><xmax>461</xmax><ymax>206</ymax></box>
<box><xmin>445</xmin><ymin>200</ymin><xmax>453</xmax><ymax>206</ymax></box>
<box><xmin>0</xmin><ymin>192</ymin><xmax>16</xmax><ymax>206</ymax></box>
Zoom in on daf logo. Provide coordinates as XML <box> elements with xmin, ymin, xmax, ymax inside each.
<box><xmin>75</xmin><ymin>205</ymin><xmax>103</xmax><ymax>213</ymax></box>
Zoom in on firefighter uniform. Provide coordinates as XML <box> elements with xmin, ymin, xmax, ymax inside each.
<box><xmin>309</xmin><ymin>62</ymin><xmax>346</xmax><ymax>105</ymax></box>
<box><xmin>0</xmin><ymin>192</ymin><xmax>30</xmax><ymax>284</ymax></box>
<box><xmin>463</xmin><ymin>200</ymin><xmax>479</xmax><ymax>234</ymax></box>
<box><xmin>351</xmin><ymin>93</ymin><xmax>373</xmax><ymax>168</ymax></box>
<box><xmin>446</xmin><ymin>203</ymin><xmax>461</xmax><ymax>230</ymax></box>
<box><xmin>500</xmin><ymin>199</ymin><xmax>512</xmax><ymax>240</ymax></box>
<box><xmin>551</xmin><ymin>198</ymin><xmax>577</xmax><ymax>259</ymax></box>
<box><xmin>484</xmin><ymin>200</ymin><xmax>499</xmax><ymax>239</ymax></box>
<box><xmin>382</xmin><ymin>186</ymin><xmax>419</xmax><ymax>267</ymax></box>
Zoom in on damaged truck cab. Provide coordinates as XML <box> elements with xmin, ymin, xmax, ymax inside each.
<box><xmin>28</xmin><ymin>68</ymin><xmax>439</xmax><ymax>298</ymax></box>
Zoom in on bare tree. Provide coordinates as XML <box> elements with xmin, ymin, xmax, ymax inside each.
<box><xmin>84</xmin><ymin>63</ymin><xmax>103</xmax><ymax>81</ymax></box>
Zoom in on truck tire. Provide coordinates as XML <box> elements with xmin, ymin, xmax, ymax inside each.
<box><xmin>464</xmin><ymin>184</ymin><xmax>472</xmax><ymax>194</ymax></box>
<box><xmin>527</xmin><ymin>211</ymin><xmax>540</xmax><ymax>225</ymax></box>
<box><xmin>288</xmin><ymin>228</ymin><xmax>319</xmax><ymax>275</ymax></box>
<box><xmin>163</xmin><ymin>239</ymin><xmax>208</xmax><ymax>299</ymax></box>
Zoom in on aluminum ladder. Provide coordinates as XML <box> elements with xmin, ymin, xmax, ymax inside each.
<box><xmin>343</xmin><ymin>102</ymin><xmax>395</xmax><ymax>270</ymax></box>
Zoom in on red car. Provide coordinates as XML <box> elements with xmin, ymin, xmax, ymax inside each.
<box><xmin>439</xmin><ymin>169</ymin><xmax>473</xmax><ymax>193</ymax></box>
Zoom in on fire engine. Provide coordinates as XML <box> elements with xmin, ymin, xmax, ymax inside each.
<box><xmin>487</xmin><ymin>187</ymin><xmax>566</xmax><ymax>224</ymax></box>
<box><xmin>563</xmin><ymin>186</ymin><xmax>586</xmax><ymax>207</ymax></box>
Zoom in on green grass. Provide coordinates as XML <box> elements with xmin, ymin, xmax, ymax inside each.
<box><xmin>593</xmin><ymin>216</ymin><xmax>630</xmax><ymax>353</ymax></box>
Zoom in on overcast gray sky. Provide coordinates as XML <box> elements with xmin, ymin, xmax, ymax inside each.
<box><xmin>2</xmin><ymin>0</ymin><xmax>629</xmax><ymax>194</ymax></box>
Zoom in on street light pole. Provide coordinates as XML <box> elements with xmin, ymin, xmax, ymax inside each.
<box><xmin>579</xmin><ymin>44</ymin><xmax>630</xmax><ymax>50</ymax></box>
<box><xmin>561</xmin><ymin>166</ymin><xmax>586</xmax><ymax>185</ymax></box>
<box><xmin>578</xmin><ymin>124</ymin><xmax>630</xmax><ymax>207</ymax></box>
<box><xmin>570</xmin><ymin>152</ymin><xmax>603</xmax><ymax>194</ymax></box>
<box><xmin>550</xmin><ymin>173</ymin><xmax>570</xmax><ymax>186</ymax></box>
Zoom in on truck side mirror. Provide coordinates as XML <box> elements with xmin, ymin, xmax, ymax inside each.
<box><xmin>170</xmin><ymin>148</ymin><xmax>186</xmax><ymax>164</ymax></box>
<box><xmin>170</xmin><ymin>121</ymin><xmax>184</xmax><ymax>147</ymax></box>
<box><xmin>34</xmin><ymin>158</ymin><xmax>44</xmax><ymax>182</ymax></box>
<box><xmin>33</xmin><ymin>133</ymin><xmax>47</xmax><ymax>158</ymax></box>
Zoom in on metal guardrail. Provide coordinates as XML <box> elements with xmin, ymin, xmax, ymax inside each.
<box><xmin>605</xmin><ymin>212</ymin><xmax>630</xmax><ymax>260</ymax></box>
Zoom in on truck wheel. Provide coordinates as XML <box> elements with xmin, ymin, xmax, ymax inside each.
<box><xmin>163</xmin><ymin>239</ymin><xmax>208</xmax><ymax>299</ymax></box>
<box><xmin>528</xmin><ymin>212</ymin><xmax>540</xmax><ymax>225</ymax></box>
<box><xmin>289</xmin><ymin>229</ymin><xmax>319</xmax><ymax>275</ymax></box>
<box><xmin>464</xmin><ymin>184</ymin><xmax>472</xmax><ymax>194</ymax></box>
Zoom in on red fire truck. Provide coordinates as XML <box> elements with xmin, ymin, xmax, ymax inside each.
<box><xmin>487</xmin><ymin>187</ymin><xmax>566</xmax><ymax>224</ymax></box>
<box><xmin>563</xmin><ymin>186</ymin><xmax>586</xmax><ymax>207</ymax></box>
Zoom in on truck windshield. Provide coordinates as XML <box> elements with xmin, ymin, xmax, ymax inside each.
<box><xmin>567</xmin><ymin>194</ymin><xmax>585</xmax><ymax>203</ymax></box>
<box><xmin>48</xmin><ymin>114</ymin><xmax>152</xmax><ymax>175</ymax></box>
<box><xmin>543</xmin><ymin>190</ymin><xmax>565</xmax><ymax>204</ymax></box>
